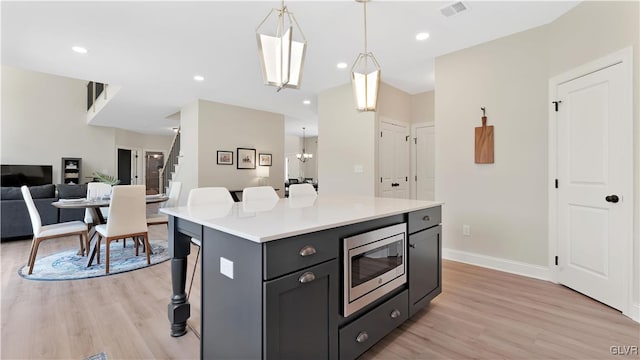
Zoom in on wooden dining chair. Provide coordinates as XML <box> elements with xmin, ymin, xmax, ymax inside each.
<box><xmin>94</xmin><ymin>185</ymin><xmax>149</xmax><ymax>274</ymax></box>
<box><xmin>146</xmin><ymin>181</ymin><xmax>182</xmax><ymax>226</ymax></box>
<box><xmin>288</xmin><ymin>183</ymin><xmax>317</xmax><ymax>198</ymax></box>
<box><xmin>186</xmin><ymin>187</ymin><xmax>234</xmax><ymax>298</ymax></box>
<box><xmin>21</xmin><ymin>186</ymin><xmax>89</xmax><ymax>275</ymax></box>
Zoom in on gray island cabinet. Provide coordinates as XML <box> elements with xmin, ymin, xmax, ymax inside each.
<box><xmin>161</xmin><ymin>196</ymin><xmax>442</xmax><ymax>359</ymax></box>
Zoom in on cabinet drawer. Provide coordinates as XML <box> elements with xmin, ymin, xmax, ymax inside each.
<box><xmin>408</xmin><ymin>206</ymin><xmax>441</xmax><ymax>234</ymax></box>
<box><xmin>263</xmin><ymin>230</ymin><xmax>339</xmax><ymax>280</ymax></box>
<box><xmin>339</xmin><ymin>290</ymin><xmax>408</xmax><ymax>360</ymax></box>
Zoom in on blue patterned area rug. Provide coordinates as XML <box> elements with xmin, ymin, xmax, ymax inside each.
<box><xmin>85</xmin><ymin>352</ymin><xmax>108</xmax><ymax>360</ymax></box>
<box><xmin>18</xmin><ymin>239</ymin><xmax>170</xmax><ymax>281</ymax></box>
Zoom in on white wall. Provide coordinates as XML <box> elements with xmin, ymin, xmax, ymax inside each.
<box><xmin>411</xmin><ymin>91</ymin><xmax>435</xmax><ymax>124</ymax></box>
<box><xmin>1</xmin><ymin>66</ymin><xmax>174</xmax><ymax>186</ymax></box>
<box><xmin>173</xmin><ymin>100</ymin><xmax>199</xmax><ymax>205</ymax></box>
<box><xmin>1</xmin><ymin>66</ymin><xmax>115</xmax><ymax>183</ymax></box>
<box><xmin>196</xmin><ymin>100</ymin><xmax>285</xmax><ymax>197</ymax></box>
<box><xmin>114</xmin><ymin>128</ymin><xmax>172</xmax><ymax>152</ymax></box>
<box><xmin>318</xmin><ymin>84</ymin><xmax>375</xmax><ymax>196</ymax></box>
<box><xmin>378</xmin><ymin>82</ymin><xmax>411</xmax><ymax>123</ymax></box>
<box><xmin>435</xmin><ymin>24</ymin><xmax>549</xmax><ymax>266</ymax></box>
<box><xmin>435</xmin><ymin>1</ymin><xmax>639</xmax><ymax>310</ymax></box>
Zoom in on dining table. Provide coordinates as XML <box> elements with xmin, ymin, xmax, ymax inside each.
<box><xmin>52</xmin><ymin>194</ymin><xmax>169</xmax><ymax>267</ymax></box>
<box><xmin>228</xmin><ymin>188</ymin><xmax>280</xmax><ymax>202</ymax></box>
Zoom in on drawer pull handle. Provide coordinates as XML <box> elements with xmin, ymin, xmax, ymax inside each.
<box><xmin>356</xmin><ymin>331</ymin><xmax>369</xmax><ymax>343</ymax></box>
<box><xmin>298</xmin><ymin>272</ymin><xmax>316</xmax><ymax>284</ymax></box>
<box><xmin>422</xmin><ymin>215</ymin><xmax>431</xmax><ymax>222</ymax></box>
<box><xmin>390</xmin><ymin>309</ymin><xmax>401</xmax><ymax>319</ymax></box>
<box><xmin>299</xmin><ymin>245</ymin><xmax>317</xmax><ymax>257</ymax></box>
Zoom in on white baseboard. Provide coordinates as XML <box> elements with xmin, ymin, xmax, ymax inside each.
<box><xmin>443</xmin><ymin>248</ymin><xmax>551</xmax><ymax>281</ymax></box>
<box><xmin>627</xmin><ymin>303</ymin><xmax>640</xmax><ymax>323</ymax></box>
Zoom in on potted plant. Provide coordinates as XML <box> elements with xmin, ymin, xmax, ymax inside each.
<box><xmin>92</xmin><ymin>171</ymin><xmax>121</xmax><ymax>186</ymax></box>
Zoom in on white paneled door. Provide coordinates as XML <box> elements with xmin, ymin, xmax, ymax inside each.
<box><xmin>415</xmin><ymin>125</ymin><xmax>435</xmax><ymax>200</ymax></box>
<box><xmin>379</xmin><ymin>121</ymin><xmax>409</xmax><ymax>199</ymax></box>
<box><xmin>555</xmin><ymin>60</ymin><xmax>631</xmax><ymax>312</ymax></box>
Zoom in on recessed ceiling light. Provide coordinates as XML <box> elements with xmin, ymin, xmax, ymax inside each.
<box><xmin>416</xmin><ymin>32</ymin><xmax>430</xmax><ymax>41</ymax></box>
<box><xmin>336</xmin><ymin>62</ymin><xmax>348</xmax><ymax>69</ymax></box>
<box><xmin>303</xmin><ymin>100</ymin><xmax>311</xmax><ymax>105</ymax></box>
<box><xmin>193</xmin><ymin>75</ymin><xmax>205</xmax><ymax>82</ymax></box>
<box><xmin>72</xmin><ymin>46</ymin><xmax>88</xmax><ymax>54</ymax></box>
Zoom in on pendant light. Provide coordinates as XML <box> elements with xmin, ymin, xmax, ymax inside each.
<box><xmin>351</xmin><ymin>0</ymin><xmax>381</xmax><ymax>112</ymax></box>
<box><xmin>296</xmin><ymin>127</ymin><xmax>313</xmax><ymax>163</ymax></box>
<box><xmin>256</xmin><ymin>0</ymin><xmax>307</xmax><ymax>91</ymax></box>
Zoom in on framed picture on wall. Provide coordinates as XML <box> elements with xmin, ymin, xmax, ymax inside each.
<box><xmin>258</xmin><ymin>153</ymin><xmax>272</xmax><ymax>166</ymax></box>
<box><xmin>217</xmin><ymin>150</ymin><xmax>233</xmax><ymax>165</ymax></box>
<box><xmin>237</xmin><ymin>148</ymin><xmax>256</xmax><ymax>169</ymax></box>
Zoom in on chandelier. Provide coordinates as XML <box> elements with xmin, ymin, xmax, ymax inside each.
<box><xmin>296</xmin><ymin>127</ymin><xmax>313</xmax><ymax>163</ymax></box>
<box><xmin>256</xmin><ymin>0</ymin><xmax>307</xmax><ymax>91</ymax></box>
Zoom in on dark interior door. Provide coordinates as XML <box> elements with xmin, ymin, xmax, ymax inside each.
<box><xmin>145</xmin><ymin>151</ymin><xmax>164</xmax><ymax>194</ymax></box>
<box><xmin>117</xmin><ymin>149</ymin><xmax>131</xmax><ymax>185</ymax></box>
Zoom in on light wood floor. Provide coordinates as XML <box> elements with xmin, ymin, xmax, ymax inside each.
<box><xmin>1</xmin><ymin>226</ymin><xmax>638</xmax><ymax>359</ymax></box>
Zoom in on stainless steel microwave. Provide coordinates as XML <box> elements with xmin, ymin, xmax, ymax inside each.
<box><xmin>343</xmin><ymin>223</ymin><xmax>407</xmax><ymax>317</ymax></box>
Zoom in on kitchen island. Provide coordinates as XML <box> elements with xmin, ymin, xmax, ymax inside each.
<box><xmin>161</xmin><ymin>195</ymin><xmax>443</xmax><ymax>359</ymax></box>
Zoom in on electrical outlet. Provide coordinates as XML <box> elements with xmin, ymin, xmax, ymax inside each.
<box><xmin>462</xmin><ymin>225</ymin><xmax>470</xmax><ymax>236</ymax></box>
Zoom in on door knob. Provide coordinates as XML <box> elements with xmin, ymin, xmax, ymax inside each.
<box><xmin>605</xmin><ymin>195</ymin><xmax>620</xmax><ymax>203</ymax></box>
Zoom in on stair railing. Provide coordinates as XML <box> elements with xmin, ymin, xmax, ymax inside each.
<box><xmin>159</xmin><ymin>128</ymin><xmax>181</xmax><ymax>194</ymax></box>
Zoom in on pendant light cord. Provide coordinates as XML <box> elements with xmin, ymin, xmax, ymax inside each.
<box><xmin>363</xmin><ymin>1</ymin><xmax>368</xmax><ymax>54</ymax></box>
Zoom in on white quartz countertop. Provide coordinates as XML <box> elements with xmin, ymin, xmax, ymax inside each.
<box><xmin>160</xmin><ymin>195</ymin><xmax>442</xmax><ymax>243</ymax></box>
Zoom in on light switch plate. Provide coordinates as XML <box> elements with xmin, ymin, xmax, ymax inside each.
<box><xmin>220</xmin><ymin>257</ymin><xmax>234</xmax><ymax>279</ymax></box>
<box><xmin>354</xmin><ymin>165</ymin><xmax>364</xmax><ymax>173</ymax></box>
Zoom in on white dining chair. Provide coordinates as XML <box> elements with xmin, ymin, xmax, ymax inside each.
<box><xmin>242</xmin><ymin>186</ymin><xmax>279</xmax><ymax>202</ymax></box>
<box><xmin>186</xmin><ymin>187</ymin><xmax>235</xmax><ymax>298</ymax></box>
<box><xmin>94</xmin><ymin>185</ymin><xmax>149</xmax><ymax>274</ymax></box>
<box><xmin>146</xmin><ymin>181</ymin><xmax>182</xmax><ymax>226</ymax></box>
<box><xmin>288</xmin><ymin>183</ymin><xmax>317</xmax><ymax>198</ymax></box>
<box><xmin>84</xmin><ymin>182</ymin><xmax>112</xmax><ymax>225</ymax></box>
<box><xmin>21</xmin><ymin>186</ymin><xmax>89</xmax><ymax>275</ymax></box>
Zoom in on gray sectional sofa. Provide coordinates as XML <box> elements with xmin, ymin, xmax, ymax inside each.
<box><xmin>0</xmin><ymin>184</ymin><xmax>87</xmax><ymax>240</ymax></box>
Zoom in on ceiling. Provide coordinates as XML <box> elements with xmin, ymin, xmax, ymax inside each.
<box><xmin>1</xmin><ymin>1</ymin><xmax>579</xmax><ymax>137</ymax></box>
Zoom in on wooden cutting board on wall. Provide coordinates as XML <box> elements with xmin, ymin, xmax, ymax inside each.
<box><xmin>475</xmin><ymin>115</ymin><xmax>494</xmax><ymax>163</ymax></box>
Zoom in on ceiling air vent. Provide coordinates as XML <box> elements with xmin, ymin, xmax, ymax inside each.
<box><xmin>440</xmin><ymin>1</ymin><xmax>469</xmax><ymax>17</ymax></box>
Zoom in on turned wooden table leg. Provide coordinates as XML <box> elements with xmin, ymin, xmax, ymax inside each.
<box><xmin>167</xmin><ymin>216</ymin><xmax>191</xmax><ymax>337</ymax></box>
